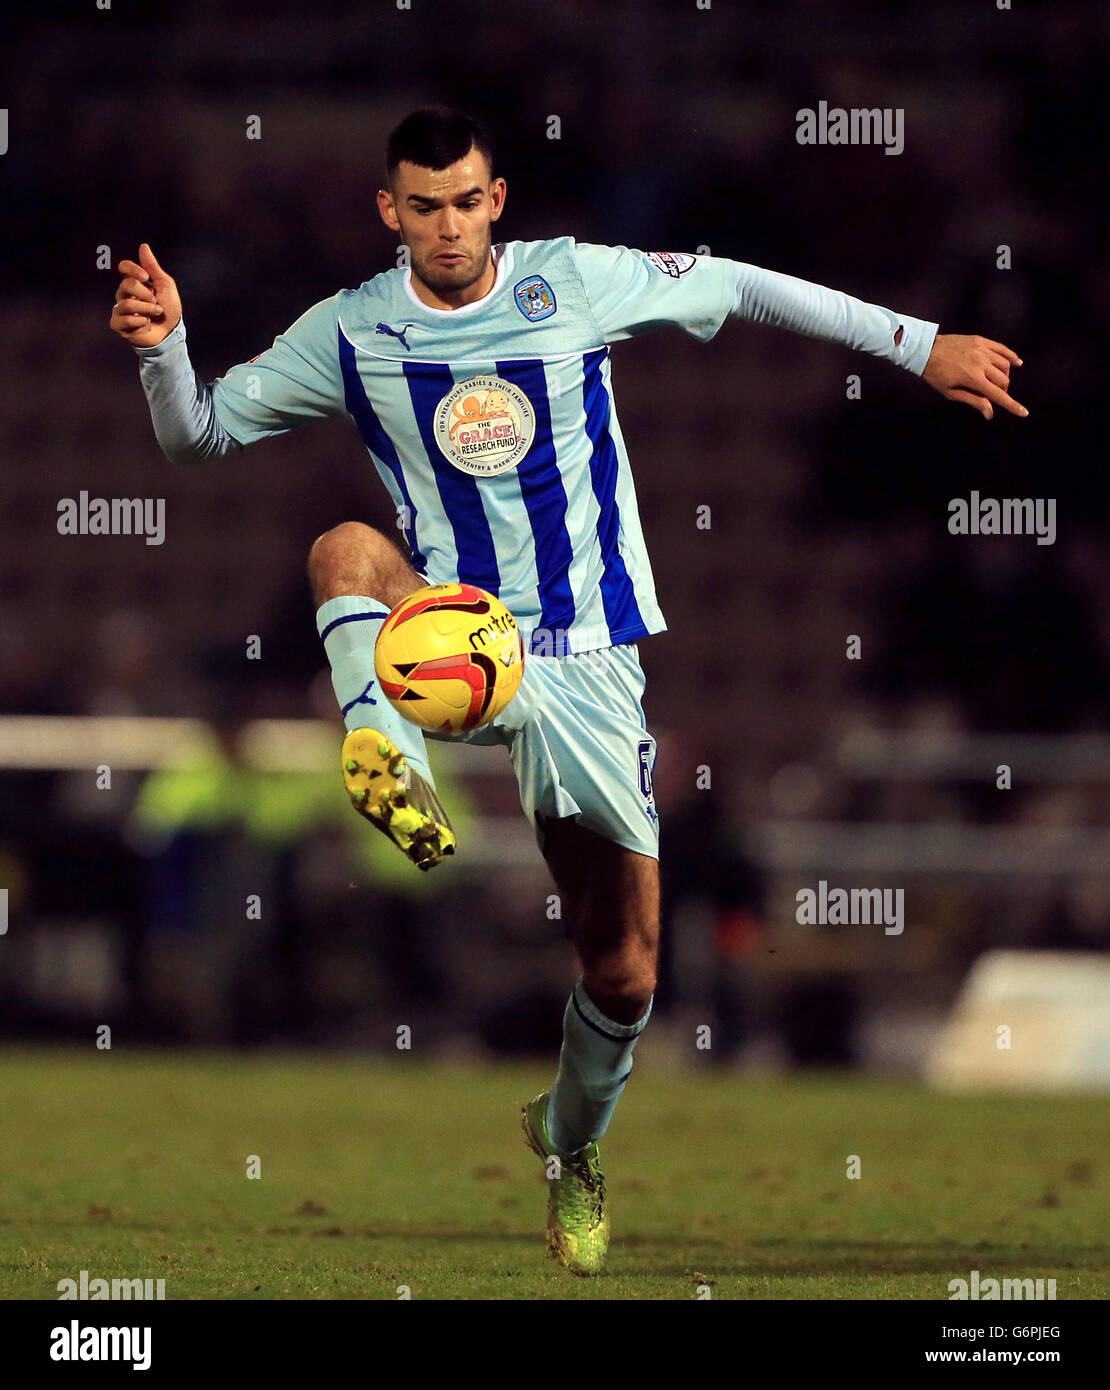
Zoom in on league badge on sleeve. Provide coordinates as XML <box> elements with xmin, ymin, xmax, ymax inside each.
<box><xmin>645</xmin><ymin>251</ymin><xmax>697</xmax><ymax>278</ymax></box>
<box><xmin>514</xmin><ymin>275</ymin><xmax>557</xmax><ymax>321</ymax></box>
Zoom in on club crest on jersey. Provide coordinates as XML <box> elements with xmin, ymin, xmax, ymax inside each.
<box><xmin>433</xmin><ymin>375</ymin><xmax>536</xmax><ymax>476</ymax></box>
<box><xmin>513</xmin><ymin>275</ymin><xmax>557</xmax><ymax>321</ymax></box>
<box><xmin>646</xmin><ymin>251</ymin><xmax>697</xmax><ymax>278</ymax></box>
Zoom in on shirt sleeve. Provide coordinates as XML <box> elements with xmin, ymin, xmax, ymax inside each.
<box><xmin>134</xmin><ymin>319</ymin><xmax>241</xmax><ymax>464</ymax></box>
<box><xmin>572</xmin><ymin>240</ymin><xmax>938</xmax><ymax>376</ymax></box>
<box><xmin>208</xmin><ymin>294</ymin><xmax>347</xmax><ymax>444</ymax></box>
<box><xmin>572</xmin><ymin>242</ymin><xmax>738</xmax><ymax>344</ymax></box>
<box><xmin>730</xmin><ymin>261</ymin><xmax>938</xmax><ymax>376</ymax></box>
<box><xmin>134</xmin><ymin>295</ymin><xmax>348</xmax><ymax>463</ymax></box>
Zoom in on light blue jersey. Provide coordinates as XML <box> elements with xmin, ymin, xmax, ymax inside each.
<box><xmin>137</xmin><ymin>238</ymin><xmax>937</xmax><ymax>658</ymax></box>
<box><xmin>206</xmin><ymin>240</ymin><xmax>735</xmax><ymax>656</ymax></box>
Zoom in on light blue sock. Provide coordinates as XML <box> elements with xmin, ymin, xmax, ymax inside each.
<box><xmin>317</xmin><ymin>595</ymin><xmax>432</xmax><ymax>784</ymax></box>
<box><xmin>546</xmin><ymin>979</ymin><xmax>653</xmax><ymax>1156</ymax></box>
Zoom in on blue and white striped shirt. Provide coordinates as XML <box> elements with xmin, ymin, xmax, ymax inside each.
<box><xmin>137</xmin><ymin>237</ymin><xmax>938</xmax><ymax>656</ymax></box>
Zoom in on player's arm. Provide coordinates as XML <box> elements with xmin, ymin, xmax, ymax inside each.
<box><xmin>110</xmin><ymin>243</ymin><xmax>345</xmax><ymax>463</ymax></box>
<box><xmin>572</xmin><ymin>242</ymin><xmax>1026</xmax><ymax>420</ymax></box>
<box><xmin>731</xmin><ymin>259</ymin><xmax>1027</xmax><ymax>421</ymax></box>
<box><xmin>111</xmin><ymin>243</ymin><xmax>237</xmax><ymax>463</ymax></box>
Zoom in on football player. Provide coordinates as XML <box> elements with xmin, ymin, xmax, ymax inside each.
<box><xmin>112</xmin><ymin>105</ymin><xmax>1025</xmax><ymax>1276</ymax></box>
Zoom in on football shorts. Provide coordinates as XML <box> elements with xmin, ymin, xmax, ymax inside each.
<box><xmin>426</xmin><ymin>641</ymin><xmax>660</xmax><ymax>859</ymax></box>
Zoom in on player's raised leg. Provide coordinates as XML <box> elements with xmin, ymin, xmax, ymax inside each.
<box><xmin>308</xmin><ymin>521</ymin><xmax>456</xmax><ymax>870</ymax></box>
<box><xmin>522</xmin><ymin>816</ymin><xmax>659</xmax><ymax>1274</ymax></box>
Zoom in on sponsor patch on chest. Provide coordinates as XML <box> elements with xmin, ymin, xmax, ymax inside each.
<box><xmin>434</xmin><ymin>375</ymin><xmax>536</xmax><ymax>476</ymax></box>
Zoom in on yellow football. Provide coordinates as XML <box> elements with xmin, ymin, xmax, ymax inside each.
<box><xmin>374</xmin><ymin>583</ymin><xmax>525</xmax><ymax>734</ymax></box>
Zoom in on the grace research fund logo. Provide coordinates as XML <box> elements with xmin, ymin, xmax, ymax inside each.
<box><xmin>434</xmin><ymin>375</ymin><xmax>536</xmax><ymax>476</ymax></box>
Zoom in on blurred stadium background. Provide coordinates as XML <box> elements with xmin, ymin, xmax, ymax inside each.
<box><xmin>1</xmin><ymin>2</ymin><xmax>1108</xmax><ymax>1126</ymax></box>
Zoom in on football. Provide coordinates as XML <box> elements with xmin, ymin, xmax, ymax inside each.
<box><xmin>374</xmin><ymin>582</ymin><xmax>525</xmax><ymax>734</ymax></box>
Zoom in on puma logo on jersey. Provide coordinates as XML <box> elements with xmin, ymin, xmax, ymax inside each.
<box><xmin>376</xmin><ymin>321</ymin><xmax>416</xmax><ymax>350</ymax></box>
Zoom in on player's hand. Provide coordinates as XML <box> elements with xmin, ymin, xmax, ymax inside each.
<box><xmin>109</xmin><ymin>243</ymin><xmax>183</xmax><ymax>348</ymax></box>
<box><xmin>922</xmin><ymin>333</ymin><xmax>1027</xmax><ymax>420</ymax></box>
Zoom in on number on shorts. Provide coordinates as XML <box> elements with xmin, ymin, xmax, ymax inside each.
<box><xmin>637</xmin><ymin>739</ymin><xmax>656</xmax><ymax>800</ymax></box>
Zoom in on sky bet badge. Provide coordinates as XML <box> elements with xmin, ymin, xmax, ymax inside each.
<box><xmin>513</xmin><ymin>274</ymin><xmax>557</xmax><ymax>321</ymax></box>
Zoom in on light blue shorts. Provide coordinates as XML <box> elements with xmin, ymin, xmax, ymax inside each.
<box><xmin>426</xmin><ymin>642</ymin><xmax>660</xmax><ymax>859</ymax></box>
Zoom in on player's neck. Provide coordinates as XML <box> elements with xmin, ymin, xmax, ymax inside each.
<box><xmin>410</xmin><ymin>249</ymin><xmax>498</xmax><ymax>312</ymax></box>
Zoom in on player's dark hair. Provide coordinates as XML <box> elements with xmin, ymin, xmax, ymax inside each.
<box><xmin>385</xmin><ymin>106</ymin><xmax>494</xmax><ymax>186</ymax></box>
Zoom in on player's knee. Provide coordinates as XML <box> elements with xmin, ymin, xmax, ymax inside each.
<box><xmin>308</xmin><ymin>520</ymin><xmax>376</xmax><ymax>574</ymax></box>
<box><xmin>584</xmin><ymin>950</ymin><xmax>656</xmax><ymax>1011</ymax></box>
<box><xmin>307</xmin><ymin>520</ymin><xmax>393</xmax><ymax>599</ymax></box>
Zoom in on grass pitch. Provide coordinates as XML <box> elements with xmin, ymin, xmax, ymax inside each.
<box><xmin>0</xmin><ymin>1047</ymin><xmax>1107</xmax><ymax>1300</ymax></box>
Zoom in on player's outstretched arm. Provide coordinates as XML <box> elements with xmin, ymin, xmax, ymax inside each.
<box><xmin>110</xmin><ymin>244</ymin><xmax>182</xmax><ymax>348</ymax></box>
<box><xmin>722</xmin><ymin>260</ymin><xmax>1029</xmax><ymax>420</ymax></box>
<box><xmin>110</xmin><ymin>242</ymin><xmax>240</xmax><ymax>464</ymax></box>
<box><xmin>922</xmin><ymin>334</ymin><xmax>1027</xmax><ymax>420</ymax></box>
<box><xmin>574</xmin><ymin>243</ymin><xmax>1030</xmax><ymax>426</ymax></box>
<box><xmin>110</xmin><ymin>242</ymin><xmax>345</xmax><ymax>465</ymax></box>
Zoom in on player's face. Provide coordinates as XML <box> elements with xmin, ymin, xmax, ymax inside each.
<box><xmin>378</xmin><ymin>148</ymin><xmax>506</xmax><ymax>300</ymax></box>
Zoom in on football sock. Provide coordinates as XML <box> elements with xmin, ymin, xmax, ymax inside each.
<box><xmin>546</xmin><ymin>979</ymin><xmax>653</xmax><ymax>1156</ymax></box>
<box><xmin>316</xmin><ymin>595</ymin><xmax>433</xmax><ymax>784</ymax></box>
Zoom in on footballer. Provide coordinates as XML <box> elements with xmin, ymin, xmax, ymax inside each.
<box><xmin>111</xmin><ymin>106</ymin><xmax>1026</xmax><ymax>1277</ymax></box>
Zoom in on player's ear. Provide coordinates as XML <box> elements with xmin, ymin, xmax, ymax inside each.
<box><xmin>377</xmin><ymin>187</ymin><xmax>401</xmax><ymax>233</ymax></box>
<box><xmin>489</xmin><ymin>177</ymin><xmax>507</xmax><ymax>222</ymax></box>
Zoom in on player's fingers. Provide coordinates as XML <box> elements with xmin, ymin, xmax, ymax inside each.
<box><xmin>980</xmin><ymin>338</ymin><xmax>1022</xmax><ymax>366</ymax></box>
<box><xmin>139</xmin><ymin>242</ymin><xmax>170</xmax><ymax>282</ymax></box>
<box><xmin>983</xmin><ymin>363</ymin><xmax>1011</xmax><ymax>390</ymax></box>
<box><xmin>117</xmin><ymin>259</ymin><xmax>150</xmax><ymax>284</ymax></box>
<box><xmin>986</xmin><ymin>349</ymin><xmax>1013</xmax><ymax>375</ymax></box>
<box><xmin>110</xmin><ymin>299</ymin><xmax>153</xmax><ymax>322</ymax></box>
<box><xmin>983</xmin><ymin>381</ymin><xmax>1028</xmax><ymax>417</ymax></box>
<box><xmin>116</xmin><ymin>277</ymin><xmax>157</xmax><ymax>303</ymax></box>
<box><xmin>112</xmin><ymin>311</ymin><xmax>150</xmax><ymax>332</ymax></box>
<box><xmin>116</xmin><ymin>297</ymin><xmax>165</xmax><ymax>318</ymax></box>
<box><xmin>947</xmin><ymin>387</ymin><xmax>994</xmax><ymax>418</ymax></box>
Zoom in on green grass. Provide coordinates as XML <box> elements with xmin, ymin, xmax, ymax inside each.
<box><xmin>0</xmin><ymin>1048</ymin><xmax>1107</xmax><ymax>1299</ymax></box>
